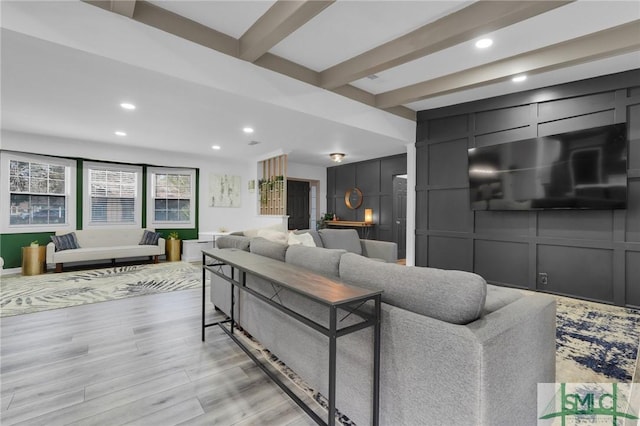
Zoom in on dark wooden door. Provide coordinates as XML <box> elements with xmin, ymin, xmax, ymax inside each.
<box><xmin>393</xmin><ymin>175</ymin><xmax>407</xmax><ymax>259</ymax></box>
<box><xmin>287</xmin><ymin>180</ymin><xmax>310</xmax><ymax>230</ymax></box>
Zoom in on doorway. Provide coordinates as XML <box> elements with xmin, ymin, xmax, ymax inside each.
<box><xmin>287</xmin><ymin>180</ymin><xmax>310</xmax><ymax>230</ymax></box>
<box><xmin>393</xmin><ymin>175</ymin><xmax>407</xmax><ymax>259</ymax></box>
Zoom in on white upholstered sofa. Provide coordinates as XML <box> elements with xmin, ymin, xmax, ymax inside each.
<box><xmin>46</xmin><ymin>229</ymin><xmax>165</xmax><ymax>272</ymax></box>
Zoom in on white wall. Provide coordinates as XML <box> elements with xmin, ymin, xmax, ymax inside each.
<box><xmin>1</xmin><ymin>130</ymin><xmax>326</xmax><ymax>233</ymax></box>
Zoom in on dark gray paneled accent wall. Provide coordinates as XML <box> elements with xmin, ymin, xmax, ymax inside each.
<box><xmin>327</xmin><ymin>154</ymin><xmax>406</xmax><ymax>242</ymax></box>
<box><xmin>416</xmin><ymin>69</ymin><xmax>640</xmax><ymax>308</ymax></box>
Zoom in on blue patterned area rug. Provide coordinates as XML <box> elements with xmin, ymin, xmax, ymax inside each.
<box><xmin>0</xmin><ymin>262</ymin><xmax>201</xmax><ymax>317</ymax></box>
<box><xmin>555</xmin><ymin>294</ymin><xmax>640</xmax><ymax>383</ymax></box>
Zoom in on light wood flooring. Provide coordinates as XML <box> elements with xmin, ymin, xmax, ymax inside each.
<box><xmin>0</xmin><ymin>288</ymin><xmax>319</xmax><ymax>426</ymax></box>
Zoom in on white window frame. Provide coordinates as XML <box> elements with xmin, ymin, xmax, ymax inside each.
<box><xmin>83</xmin><ymin>161</ymin><xmax>142</xmax><ymax>229</ymax></box>
<box><xmin>147</xmin><ymin>167</ymin><xmax>196</xmax><ymax>229</ymax></box>
<box><xmin>1</xmin><ymin>151</ymin><xmax>76</xmax><ymax>234</ymax></box>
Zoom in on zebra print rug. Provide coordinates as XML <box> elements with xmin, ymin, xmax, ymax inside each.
<box><xmin>0</xmin><ymin>262</ymin><xmax>201</xmax><ymax>317</ymax></box>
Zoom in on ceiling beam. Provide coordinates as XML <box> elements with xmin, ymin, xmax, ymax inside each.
<box><xmin>84</xmin><ymin>0</ymin><xmax>415</xmax><ymax>121</ymax></box>
<box><xmin>375</xmin><ymin>20</ymin><xmax>640</xmax><ymax>109</ymax></box>
<box><xmin>255</xmin><ymin>53</ymin><xmax>415</xmax><ymax>120</ymax></box>
<box><xmin>111</xmin><ymin>0</ymin><xmax>136</xmax><ymax>18</ymax></box>
<box><xmin>133</xmin><ymin>1</ymin><xmax>238</xmax><ymax>57</ymax></box>
<box><xmin>319</xmin><ymin>0</ymin><xmax>574</xmax><ymax>90</ymax></box>
<box><xmin>239</xmin><ymin>0</ymin><xmax>334</xmax><ymax>62</ymax></box>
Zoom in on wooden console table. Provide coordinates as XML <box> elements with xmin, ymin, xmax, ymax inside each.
<box><xmin>325</xmin><ymin>220</ymin><xmax>374</xmax><ymax>239</ymax></box>
<box><xmin>202</xmin><ymin>248</ymin><xmax>381</xmax><ymax>426</ymax></box>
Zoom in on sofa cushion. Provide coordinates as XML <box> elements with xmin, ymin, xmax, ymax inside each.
<box><xmin>293</xmin><ymin>229</ymin><xmax>323</xmax><ymax>247</ymax></box>
<box><xmin>216</xmin><ymin>235</ymin><xmax>250</xmax><ymax>251</ymax></box>
<box><xmin>285</xmin><ymin>245</ymin><xmax>346</xmax><ymax>277</ymax></box>
<box><xmin>287</xmin><ymin>232</ymin><xmax>316</xmax><ymax>247</ymax></box>
<box><xmin>139</xmin><ymin>230</ymin><xmax>161</xmax><ymax>245</ymax></box>
<box><xmin>339</xmin><ymin>253</ymin><xmax>487</xmax><ymax>325</ymax></box>
<box><xmin>250</xmin><ymin>237</ymin><xmax>288</xmax><ymax>262</ymax></box>
<box><xmin>318</xmin><ymin>229</ymin><xmax>362</xmax><ymax>255</ymax></box>
<box><xmin>50</xmin><ymin>232</ymin><xmax>80</xmax><ymax>251</ymax></box>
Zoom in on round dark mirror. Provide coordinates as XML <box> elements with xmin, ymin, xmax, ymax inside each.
<box><xmin>345</xmin><ymin>187</ymin><xmax>363</xmax><ymax>209</ymax></box>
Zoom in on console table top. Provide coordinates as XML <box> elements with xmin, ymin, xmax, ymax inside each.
<box><xmin>203</xmin><ymin>248</ymin><xmax>381</xmax><ymax>306</ymax></box>
<box><xmin>325</xmin><ymin>220</ymin><xmax>373</xmax><ymax>227</ymax></box>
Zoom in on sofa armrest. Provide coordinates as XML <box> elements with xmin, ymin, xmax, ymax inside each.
<box><xmin>157</xmin><ymin>237</ymin><xmax>166</xmax><ymax>255</ymax></box>
<box><xmin>380</xmin><ymin>293</ymin><xmax>555</xmax><ymax>425</ymax></box>
<box><xmin>360</xmin><ymin>239</ymin><xmax>397</xmax><ymax>262</ymax></box>
<box><xmin>46</xmin><ymin>242</ymin><xmax>56</xmax><ymax>264</ymax></box>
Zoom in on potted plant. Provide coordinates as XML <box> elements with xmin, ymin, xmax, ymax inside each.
<box><xmin>30</xmin><ymin>240</ymin><xmax>39</xmax><ymax>247</ymax></box>
<box><xmin>165</xmin><ymin>231</ymin><xmax>181</xmax><ymax>262</ymax></box>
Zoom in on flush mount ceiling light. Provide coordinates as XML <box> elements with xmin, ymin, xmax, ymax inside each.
<box><xmin>330</xmin><ymin>153</ymin><xmax>345</xmax><ymax>163</ymax></box>
<box><xmin>114</xmin><ymin>131</ymin><xmax>127</xmax><ymax>136</ymax></box>
<box><xmin>211</xmin><ymin>145</ymin><xmax>221</xmax><ymax>150</ymax></box>
<box><xmin>475</xmin><ymin>38</ymin><xmax>493</xmax><ymax>49</ymax></box>
<box><xmin>120</xmin><ymin>102</ymin><xmax>136</xmax><ymax>110</ymax></box>
<box><xmin>512</xmin><ymin>74</ymin><xmax>527</xmax><ymax>82</ymax></box>
<box><xmin>243</xmin><ymin>127</ymin><xmax>254</xmax><ymax>134</ymax></box>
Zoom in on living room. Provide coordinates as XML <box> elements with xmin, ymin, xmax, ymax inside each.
<box><xmin>1</xmin><ymin>1</ymin><xmax>639</xmax><ymax>425</ymax></box>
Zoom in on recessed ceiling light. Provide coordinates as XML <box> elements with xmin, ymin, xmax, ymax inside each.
<box><xmin>475</xmin><ymin>38</ymin><xmax>493</xmax><ymax>49</ymax></box>
<box><xmin>211</xmin><ymin>145</ymin><xmax>221</xmax><ymax>150</ymax></box>
<box><xmin>512</xmin><ymin>75</ymin><xmax>527</xmax><ymax>82</ymax></box>
<box><xmin>115</xmin><ymin>131</ymin><xmax>127</xmax><ymax>136</ymax></box>
<box><xmin>243</xmin><ymin>127</ymin><xmax>254</xmax><ymax>134</ymax></box>
<box><xmin>120</xmin><ymin>102</ymin><xmax>136</xmax><ymax>110</ymax></box>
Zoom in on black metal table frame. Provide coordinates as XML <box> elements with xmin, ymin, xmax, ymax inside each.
<box><xmin>201</xmin><ymin>252</ymin><xmax>381</xmax><ymax>426</ymax></box>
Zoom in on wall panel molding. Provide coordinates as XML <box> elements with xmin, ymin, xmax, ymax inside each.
<box><xmin>415</xmin><ymin>69</ymin><xmax>640</xmax><ymax>307</ymax></box>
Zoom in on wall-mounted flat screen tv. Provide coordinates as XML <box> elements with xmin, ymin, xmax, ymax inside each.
<box><xmin>468</xmin><ymin>123</ymin><xmax>628</xmax><ymax>210</ymax></box>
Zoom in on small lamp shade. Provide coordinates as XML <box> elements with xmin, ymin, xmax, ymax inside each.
<box><xmin>364</xmin><ymin>208</ymin><xmax>373</xmax><ymax>224</ymax></box>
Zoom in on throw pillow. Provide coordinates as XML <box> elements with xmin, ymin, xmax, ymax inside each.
<box><xmin>287</xmin><ymin>232</ymin><xmax>316</xmax><ymax>247</ymax></box>
<box><xmin>256</xmin><ymin>229</ymin><xmax>288</xmax><ymax>244</ymax></box>
<box><xmin>139</xmin><ymin>230</ymin><xmax>161</xmax><ymax>245</ymax></box>
<box><xmin>50</xmin><ymin>232</ymin><xmax>80</xmax><ymax>252</ymax></box>
<box><xmin>244</xmin><ymin>223</ymin><xmax>284</xmax><ymax>238</ymax></box>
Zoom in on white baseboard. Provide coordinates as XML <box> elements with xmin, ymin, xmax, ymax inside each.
<box><xmin>1</xmin><ymin>267</ymin><xmax>21</xmax><ymax>276</ymax></box>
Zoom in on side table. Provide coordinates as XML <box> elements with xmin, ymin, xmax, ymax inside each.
<box><xmin>165</xmin><ymin>239</ymin><xmax>182</xmax><ymax>262</ymax></box>
<box><xmin>22</xmin><ymin>246</ymin><xmax>46</xmax><ymax>275</ymax></box>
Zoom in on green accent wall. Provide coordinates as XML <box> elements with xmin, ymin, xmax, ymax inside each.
<box><xmin>155</xmin><ymin>228</ymin><xmax>198</xmax><ymax>240</ymax></box>
<box><xmin>0</xmin><ymin>233</ymin><xmax>54</xmax><ymax>269</ymax></box>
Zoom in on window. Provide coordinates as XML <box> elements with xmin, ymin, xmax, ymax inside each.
<box><xmin>147</xmin><ymin>168</ymin><xmax>196</xmax><ymax>229</ymax></box>
<box><xmin>1</xmin><ymin>152</ymin><xmax>76</xmax><ymax>233</ymax></box>
<box><xmin>84</xmin><ymin>162</ymin><xmax>142</xmax><ymax>228</ymax></box>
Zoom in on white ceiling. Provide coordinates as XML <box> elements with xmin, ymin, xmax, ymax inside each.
<box><xmin>1</xmin><ymin>0</ymin><xmax>639</xmax><ymax>167</ymax></box>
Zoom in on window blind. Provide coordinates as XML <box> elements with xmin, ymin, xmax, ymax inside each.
<box><xmin>89</xmin><ymin>168</ymin><xmax>137</xmax><ymax>223</ymax></box>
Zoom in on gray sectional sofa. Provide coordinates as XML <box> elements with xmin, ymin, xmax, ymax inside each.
<box><xmin>209</xmin><ymin>229</ymin><xmax>556</xmax><ymax>425</ymax></box>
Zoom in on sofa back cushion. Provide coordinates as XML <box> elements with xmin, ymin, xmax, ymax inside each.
<box><xmin>250</xmin><ymin>237</ymin><xmax>289</xmax><ymax>262</ymax></box>
<box><xmin>318</xmin><ymin>229</ymin><xmax>362</xmax><ymax>255</ymax></box>
<box><xmin>216</xmin><ymin>235</ymin><xmax>250</xmax><ymax>251</ymax></box>
<box><xmin>59</xmin><ymin>228</ymin><xmax>147</xmax><ymax>248</ymax></box>
<box><xmin>285</xmin><ymin>245</ymin><xmax>346</xmax><ymax>277</ymax></box>
<box><xmin>339</xmin><ymin>253</ymin><xmax>487</xmax><ymax>324</ymax></box>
